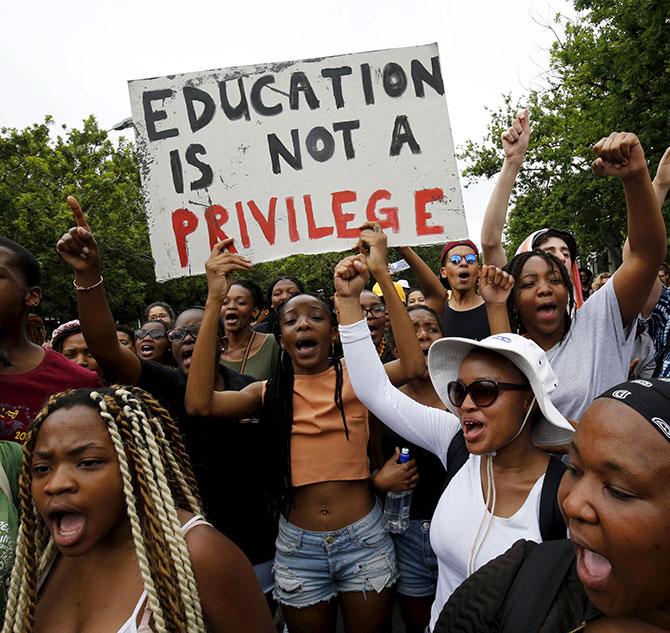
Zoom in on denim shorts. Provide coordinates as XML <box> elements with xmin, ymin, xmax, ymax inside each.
<box><xmin>273</xmin><ymin>501</ymin><xmax>398</xmax><ymax>608</ymax></box>
<box><xmin>392</xmin><ymin>519</ymin><xmax>438</xmax><ymax>597</ymax></box>
<box><xmin>253</xmin><ymin>559</ymin><xmax>274</xmax><ymax>595</ymax></box>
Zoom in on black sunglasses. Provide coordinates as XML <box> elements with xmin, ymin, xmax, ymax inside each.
<box><xmin>167</xmin><ymin>324</ymin><xmax>201</xmax><ymax>342</ymax></box>
<box><xmin>135</xmin><ymin>328</ymin><xmax>167</xmax><ymax>340</ymax></box>
<box><xmin>447</xmin><ymin>379</ymin><xmax>530</xmax><ymax>408</ymax></box>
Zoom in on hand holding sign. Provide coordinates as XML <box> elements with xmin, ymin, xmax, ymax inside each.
<box><xmin>57</xmin><ymin>197</ymin><xmax>101</xmax><ymax>281</ymax></box>
<box><xmin>204</xmin><ymin>240</ymin><xmax>252</xmax><ymax>304</ymax></box>
<box><xmin>334</xmin><ymin>254</ymin><xmax>369</xmax><ymax>300</ymax></box>
<box><xmin>357</xmin><ymin>222</ymin><xmax>389</xmax><ymax>279</ymax></box>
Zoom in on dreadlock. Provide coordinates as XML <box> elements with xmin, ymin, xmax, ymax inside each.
<box><xmin>503</xmin><ymin>249</ymin><xmax>575</xmax><ymax>338</ymax></box>
<box><xmin>2</xmin><ymin>386</ymin><xmax>205</xmax><ymax>633</ymax></box>
<box><xmin>261</xmin><ymin>293</ymin><xmax>348</xmax><ymax>516</ymax></box>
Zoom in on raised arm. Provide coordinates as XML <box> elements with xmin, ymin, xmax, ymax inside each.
<box><xmin>360</xmin><ymin>227</ymin><xmax>426</xmax><ymax>385</ymax></box>
<box><xmin>479</xmin><ymin>265</ymin><xmax>515</xmax><ymax>334</ymax></box>
<box><xmin>184</xmin><ymin>241</ymin><xmax>263</xmax><ymax>419</ymax></box>
<box><xmin>57</xmin><ymin>196</ymin><xmax>142</xmax><ymax>383</ymax></box>
<box><xmin>480</xmin><ymin>109</ymin><xmax>531</xmax><ymax>267</ymax></box>
<box><xmin>335</xmin><ymin>253</ymin><xmax>459</xmax><ymax>459</ymax></box>
<box><xmin>396</xmin><ymin>245</ymin><xmax>447</xmax><ymax>315</ymax></box>
<box><xmin>593</xmin><ymin>133</ymin><xmax>667</xmax><ymax>328</ymax></box>
<box><xmin>653</xmin><ymin>146</ymin><xmax>670</xmax><ymax>209</ymax></box>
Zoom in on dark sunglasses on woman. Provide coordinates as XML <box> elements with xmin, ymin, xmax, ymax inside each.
<box><xmin>135</xmin><ymin>328</ymin><xmax>167</xmax><ymax>340</ymax></box>
<box><xmin>447</xmin><ymin>379</ymin><xmax>529</xmax><ymax>408</ymax></box>
<box><xmin>167</xmin><ymin>324</ymin><xmax>201</xmax><ymax>342</ymax></box>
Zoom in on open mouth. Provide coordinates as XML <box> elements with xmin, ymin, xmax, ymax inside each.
<box><xmin>139</xmin><ymin>343</ymin><xmax>155</xmax><ymax>358</ymax></box>
<box><xmin>575</xmin><ymin>544</ymin><xmax>612</xmax><ymax>590</ymax></box>
<box><xmin>536</xmin><ymin>303</ymin><xmax>558</xmax><ymax>321</ymax></box>
<box><xmin>458</xmin><ymin>272</ymin><xmax>471</xmax><ymax>281</ymax></box>
<box><xmin>462</xmin><ymin>419</ymin><xmax>485</xmax><ymax>442</ymax></box>
<box><xmin>47</xmin><ymin>510</ymin><xmax>86</xmax><ymax>547</ymax></box>
<box><xmin>224</xmin><ymin>313</ymin><xmax>240</xmax><ymax>326</ymax></box>
<box><xmin>295</xmin><ymin>338</ymin><xmax>318</xmax><ymax>353</ymax></box>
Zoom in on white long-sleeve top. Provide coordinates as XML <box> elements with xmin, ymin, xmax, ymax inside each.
<box><xmin>340</xmin><ymin>319</ymin><xmax>544</xmax><ymax>631</ymax></box>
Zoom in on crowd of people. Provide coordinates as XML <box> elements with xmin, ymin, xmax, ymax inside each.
<box><xmin>0</xmin><ymin>122</ymin><xmax>669</xmax><ymax>633</ymax></box>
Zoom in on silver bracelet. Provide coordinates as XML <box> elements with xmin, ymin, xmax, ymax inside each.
<box><xmin>73</xmin><ymin>275</ymin><xmax>104</xmax><ymax>292</ymax></box>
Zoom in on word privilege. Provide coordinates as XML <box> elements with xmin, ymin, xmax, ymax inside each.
<box><xmin>172</xmin><ymin>187</ymin><xmax>448</xmax><ymax>267</ymax></box>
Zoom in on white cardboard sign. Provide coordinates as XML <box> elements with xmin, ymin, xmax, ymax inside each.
<box><xmin>128</xmin><ymin>43</ymin><xmax>466</xmax><ymax>281</ymax></box>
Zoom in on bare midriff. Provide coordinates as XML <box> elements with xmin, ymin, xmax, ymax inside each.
<box><xmin>286</xmin><ymin>480</ymin><xmax>374</xmax><ymax>531</ymax></box>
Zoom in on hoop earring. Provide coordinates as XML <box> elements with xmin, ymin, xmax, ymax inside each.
<box><xmin>280</xmin><ymin>348</ymin><xmax>287</xmax><ymax>365</ymax></box>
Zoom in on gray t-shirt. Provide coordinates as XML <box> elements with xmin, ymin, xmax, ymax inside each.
<box><xmin>546</xmin><ymin>277</ymin><xmax>636</xmax><ymax>421</ymax></box>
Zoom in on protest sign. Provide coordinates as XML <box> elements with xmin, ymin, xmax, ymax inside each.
<box><xmin>128</xmin><ymin>43</ymin><xmax>466</xmax><ymax>281</ymax></box>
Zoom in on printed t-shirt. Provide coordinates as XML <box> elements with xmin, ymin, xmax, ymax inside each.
<box><xmin>0</xmin><ymin>349</ymin><xmax>100</xmax><ymax>442</ymax></box>
<box><xmin>440</xmin><ymin>303</ymin><xmax>490</xmax><ymax>340</ymax></box>
<box><xmin>0</xmin><ymin>440</ymin><xmax>21</xmax><ymax>612</ymax></box>
<box><xmin>137</xmin><ymin>360</ymin><xmax>276</xmax><ymax>566</ymax></box>
<box><xmin>545</xmin><ymin>276</ymin><xmax>636</xmax><ymax>421</ymax></box>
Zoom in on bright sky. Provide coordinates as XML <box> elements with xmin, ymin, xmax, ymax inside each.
<box><xmin>0</xmin><ymin>0</ymin><xmax>572</xmax><ymax>247</ymax></box>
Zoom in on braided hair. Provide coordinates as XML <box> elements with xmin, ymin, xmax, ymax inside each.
<box><xmin>2</xmin><ymin>386</ymin><xmax>205</xmax><ymax>633</ymax></box>
<box><xmin>503</xmin><ymin>249</ymin><xmax>574</xmax><ymax>338</ymax></box>
<box><xmin>261</xmin><ymin>294</ymin><xmax>348</xmax><ymax>516</ymax></box>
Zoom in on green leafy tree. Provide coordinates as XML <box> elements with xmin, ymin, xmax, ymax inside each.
<box><xmin>461</xmin><ymin>0</ymin><xmax>670</xmax><ymax>267</ymax></box>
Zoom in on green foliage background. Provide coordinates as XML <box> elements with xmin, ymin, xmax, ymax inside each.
<box><xmin>2</xmin><ymin>0</ymin><xmax>668</xmax><ymax>323</ymax></box>
<box><xmin>461</xmin><ymin>0</ymin><xmax>670</xmax><ymax>265</ymax></box>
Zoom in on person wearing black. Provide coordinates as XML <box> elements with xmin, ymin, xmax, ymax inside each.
<box><xmin>56</xmin><ymin>196</ymin><xmax>277</xmax><ymax>599</ymax></box>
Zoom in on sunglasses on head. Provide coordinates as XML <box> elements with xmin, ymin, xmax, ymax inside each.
<box><xmin>167</xmin><ymin>324</ymin><xmax>201</xmax><ymax>342</ymax></box>
<box><xmin>135</xmin><ymin>328</ymin><xmax>167</xmax><ymax>340</ymax></box>
<box><xmin>448</xmin><ymin>253</ymin><xmax>478</xmax><ymax>265</ymax></box>
<box><xmin>447</xmin><ymin>379</ymin><xmax>530</xmax><ymax>408</ymax></box>
<box><xmin>363</xmin><ymin>305</ymin><xmax>387</xmax><ymax>318</ymax></box>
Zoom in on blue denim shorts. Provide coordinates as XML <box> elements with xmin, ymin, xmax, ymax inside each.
<box><xmin>392</xmin><ymin>519</ymin><xmax>438</xmax><ymax>597</ymax></box>
<box><xmin>273</xmin><ymin>501</ymin><xmax>398</xmax><ymax>608</ymax></box>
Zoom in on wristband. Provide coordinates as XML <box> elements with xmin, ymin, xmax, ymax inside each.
<box><xmin>73</xmin><ymin>275</ymin><xmax>104</xmax><ymax>292</ymax></box>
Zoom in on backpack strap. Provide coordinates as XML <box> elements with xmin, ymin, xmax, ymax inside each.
<box><xmin>538</xmin><ymin>455</ymin><xmax>567</xmax><ymax>542</ymax></box>
<box><xmin>443</xmin><ymin>430</ymin><xmax>469</xmax><ymax>490</ymax></box>
<box><xmin>499</xmin><ymin>539</ymin><xmax>575</xmax><ymax>633</ymax></box>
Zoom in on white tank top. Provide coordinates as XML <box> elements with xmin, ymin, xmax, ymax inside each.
<box><xmin>39</xmin><ymin>514</ymin><xmax>211</xmax><ymax>633</ymax></box>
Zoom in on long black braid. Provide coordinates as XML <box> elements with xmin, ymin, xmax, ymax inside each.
<box><xmin>261</xmin><ymin>293</ymin><xmax>348</xmax><ymax>516</ymax></box>
<box><xmin>503</xmin><ymin>249</ymin><xmax>574</xmax><ymax>339</ymax></box>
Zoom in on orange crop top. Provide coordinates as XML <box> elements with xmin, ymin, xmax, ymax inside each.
<box><xmin>263</xmin><ymin>364</ymin><xmax>370</xmax><ymax>487</ymax></box>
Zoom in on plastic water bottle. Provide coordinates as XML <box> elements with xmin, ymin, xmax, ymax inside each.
<box><xmin>382</xmin><ymin>448</ymin><xmax>412</xmax><ymax>534</ymax></box>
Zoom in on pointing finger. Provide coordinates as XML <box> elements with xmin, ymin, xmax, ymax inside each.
<box><xmin>66</xmin><ymin>196</ymin><xmax>91</xmax><ymax>232</ymax></box>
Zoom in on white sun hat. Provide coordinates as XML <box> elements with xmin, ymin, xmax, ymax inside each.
<box><xmin>427</xmin><ymin>333</ymin><xmax>573</xmax><ymax>446</ymax></box>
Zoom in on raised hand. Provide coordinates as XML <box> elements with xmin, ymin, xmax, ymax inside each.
<box><xmin>653</xmin><ymin>146</ymin><xmax>670</xmax><ymax>193</ymax></box>
<box><xmin>357</xmin><ymin>222</ymin><xmax>389</xmax><ymax>277</ymax></box>
<box><xmin>334</xmin><ymin>254</ymin><xmax>369</xmax><ymax>299</ymax></box>
<box><xmin>371</xmin><ymin>447</ymin><xmax>419</xmax><ymax>493</ymax></box>
<box><xmin>592</xmin><ymin>132</ymin><xmax>647</xmax><ymax>179</ymax></box>
<box><xmin>501</xmin><ymin>108</ymin><xmax>530</xmax><ymax>165</ymax></box>
<box><xmin>479</xmin><ymin>265</ymin><xmax>514</xmax><ymax>305</ymax></box>
<box><xmin>205</xmin><ymin>239</ymin><xmax>251</xmax><ymax>303</ymax></box>
<box><xmin>57</xmin><ymin>196</ymin><xmax>101</xmax><ymax>277</ymax></box>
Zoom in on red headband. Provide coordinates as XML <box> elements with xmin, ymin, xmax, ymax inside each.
<box><xmin>440</xmin><ymin>240</ymin><xmax>479</xmax><ymax>264</ymax></box>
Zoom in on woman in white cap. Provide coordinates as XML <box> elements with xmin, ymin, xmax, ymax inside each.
<box><xmin>334</xmin><ymin>245</ymin><xmax>574</xmax><ymax>633</ymax></box>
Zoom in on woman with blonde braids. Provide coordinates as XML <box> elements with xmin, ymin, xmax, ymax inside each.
<box><xmin>2</xmin><ymin>386</ymin><xmax>274</xmax><ymax>633</ymax></box>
